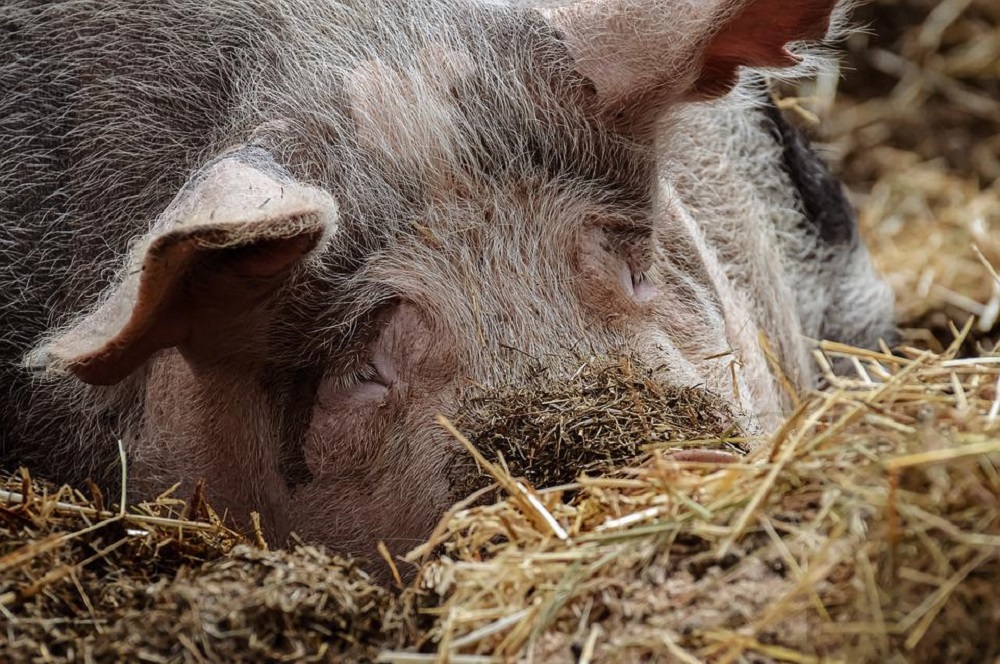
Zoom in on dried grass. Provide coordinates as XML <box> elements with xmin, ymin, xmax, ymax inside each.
<box><xmin>3</xmin><ymin>0</ymin><xmax>999</xmax><ymax>662</ymax></box>
<box><xmin>0</xmin><ymin>476</ymin><xmax>411</xmax><ymax>661</ymax></box>
<box><xmin>394</xmin><ymin>331</ymin><xmax>1000</xmax><ymax>663</ymax></box>
<box><xmin>447</xmin><ymin>358</ymin><xmax>740</xmax><ymax>500</ymax></box>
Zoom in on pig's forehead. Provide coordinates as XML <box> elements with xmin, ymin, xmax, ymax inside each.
<box><xmin>281</xmin><ymin>0</ymin><xmax>657</xmax><ymax>210</ymax></box>
<box><xmin>264</xmin><ymin>1</ymin><xmax>665</xmax><ymax>292</ymax></box>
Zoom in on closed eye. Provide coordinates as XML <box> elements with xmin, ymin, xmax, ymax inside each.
<box><xmin>328</xmin><ymin>361</ymin><xmax>382</xmax><ymax>389</ymax></box>
<box><xmin>340</xmin><ymin>358</ymin><xmax>394</xmax><ymax>402</ymax></box>
<box><xmin>619</xmin><ymin>263</ymin><xmax>657</xmax><ymax>303</ymax></box>
<box><xmin>588</xmin><ymin>214</ymin><xmax>656</xmax><ymax>303</ymax></box>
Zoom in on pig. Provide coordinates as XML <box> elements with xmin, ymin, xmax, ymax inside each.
<box><xmin>0</xmin><ymin>0</ymin><xmax>895</xmax><ymax>564</ymax></box>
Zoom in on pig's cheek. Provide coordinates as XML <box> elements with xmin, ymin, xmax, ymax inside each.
<box><xmin>302</xmin><ymin>385</ymin><xmax>397</xmax><ymax>475</ymax></box>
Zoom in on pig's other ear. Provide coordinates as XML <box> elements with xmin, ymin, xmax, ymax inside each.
<box><xmin>29</xmin><ymin>149</ymin><xmax>338</xmax><ymax>386</ymax></box>
<box><xmin>544</xmin><ymin>0</ymin><xmax>838</xmax><ymax>120</ymax></box>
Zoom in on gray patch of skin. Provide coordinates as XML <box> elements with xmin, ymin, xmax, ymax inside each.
<box><xmin>761</xmin><ymin>95</ymin><xmax>899</xmax><ymax>349</ymax></box>
<box><xmin>762</xmin><ymin>98</ymin><xmax>857</xmax><ymax>247</ymax></box>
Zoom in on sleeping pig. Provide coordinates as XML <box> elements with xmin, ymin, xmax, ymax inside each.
<box><xmin>0</xmin><ymin>0</ymin><xmax>895</xmax><ymax>562</ymax></box>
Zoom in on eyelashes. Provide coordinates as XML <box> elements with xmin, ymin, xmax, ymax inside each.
<box><xmin>343</xmin><ymin>360</ymin><xmax>394</xmax><ymax>390</ymax></box>
<box><xmin>347</xmin><ymin>362</ymin><xmax>379</xmax><ymax>385</ymax></box>
<box><xmin>587</xmin><ymin>216</ymin><xmax>656</xmax><ymax>303</ymax></box>
<box><xmin>329</xmin><ymin>361</ymin><xmax>379</xmax><ymax>391</ymax></box>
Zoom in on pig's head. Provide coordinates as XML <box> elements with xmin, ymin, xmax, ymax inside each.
<box><xmin>31</xmin><ymin>0</ymin><xmax>845</xmax><ymax>564</ymax></box>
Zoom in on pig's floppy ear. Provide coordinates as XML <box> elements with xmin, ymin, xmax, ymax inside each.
<box><xmin>30</xmin><ymin>149</ymin><xmax>338</xmax><ymax>386</ymax></box>
<box><xmin>545</xmin><ymin>0</ymin><xmax>838</xmax><ymax>118</ymax></box>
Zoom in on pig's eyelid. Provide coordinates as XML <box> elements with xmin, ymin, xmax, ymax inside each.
<box><xmin>348</xmin><ymin>362</ymin><xmax>378</xmax><ymax>384</ymax></box>
<box><xmin>588</xmin><ymin>213</ymin><xmax>638</xmax><ymax>233</ymax></box>
<box><xmin>345</xmin><ymin>361</ymin><xmax>396</xmax><ymax>389</ymax></box>
<box><xmin>332</xmin><ymin>362</ymin><xmax>377</xmax><ymax>391</ymax></box>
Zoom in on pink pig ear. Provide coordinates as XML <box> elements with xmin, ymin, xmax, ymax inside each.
<box><xmin>29</xmin><ymin>149</ymin><xmax>338</xmax><ymax>386</ymax></box>
<box><xmin>545</xmin><ymin>0</ymin><xmax>838</xmax><ymax>119</ymax></box>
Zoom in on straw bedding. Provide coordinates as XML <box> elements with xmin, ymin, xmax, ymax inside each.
<box><xmin>2</xmin><ymin>0</ymin><xmax>998</xmax><ymax>661</ymax></box>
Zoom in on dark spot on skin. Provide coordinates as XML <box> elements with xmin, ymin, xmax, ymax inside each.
<box><xmin>270</xmin><ymin>365</ymin><xmax>322</xmax><ymax>489</ymax></box>
<box><xmin>762</xmin><ymin>98</ymin><xmax>858</xmax><ymax>247</ymax></box>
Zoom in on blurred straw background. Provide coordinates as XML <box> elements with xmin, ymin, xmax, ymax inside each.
<box><xmin>818</xmin><ymin>0</ymin><xmax>999</xmax><ymax>336</ymax></box>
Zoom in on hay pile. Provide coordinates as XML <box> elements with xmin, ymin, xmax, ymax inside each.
<box><xmin>3</xmin><ymin>1</ymin><xmax>998</xmax><ymax>662</ymax></box>
<box><xmin>448</xmin><ymin>358</ymin><xmax>739</xmax><ymax>499</ymax></box>
<box><xmin>5</xmin><ymin>341</ymin><xmax>998</xmax><ymax>662</ymax></box>
<box><xmin>398</xmin><ymin>334</ymin><xmax>1000</xmax><ymax>663</ymax></box>
<box><xmin>0</xmin><ymin>476</ymin><xmax>409</xmax><ymax>661</ymax></box>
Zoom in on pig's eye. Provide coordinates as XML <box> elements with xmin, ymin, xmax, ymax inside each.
<box><xmin>595</xmin><ymin>220</ymin><xmax>656</xmax><ymax>304</ymax></box>
<box><xmin>618</xmin><ymin>263</ymin><xmax>657</xmax><ymax>303</ymax></box>
<box><xmin>343</xmin><ymin>361</ymin><xmax>392</xmax><ymax>401</ymax></box>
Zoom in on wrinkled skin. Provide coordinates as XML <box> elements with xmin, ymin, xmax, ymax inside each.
<box><xmin>0</xmin><ymin>0</ymin><xmax>895</xmax><ymax>564</ymax></box>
